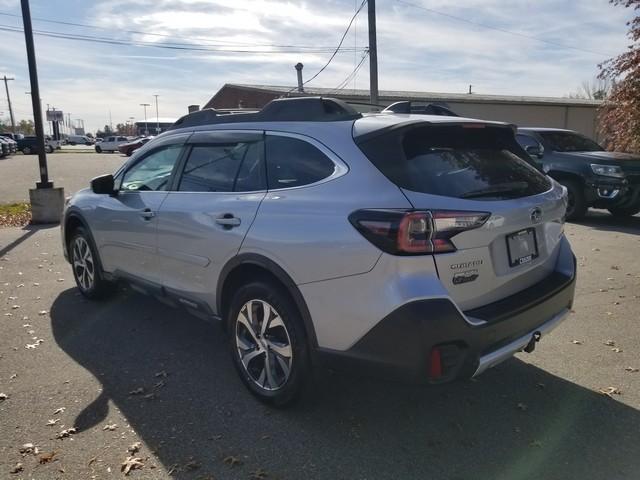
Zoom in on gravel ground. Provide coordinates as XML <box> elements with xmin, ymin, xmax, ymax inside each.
<box><xmin>0</xmin><ymin>212</ymin><xmax>639</xmax><ymax>479</ymax></box>
<box><xmin>0</xmin><ymin>152</ymin><xmax>125</xmax><ymax>204</ymax></box>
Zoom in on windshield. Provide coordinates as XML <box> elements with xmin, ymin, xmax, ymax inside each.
<box><xmin>539</xmin><ymin>131</ymin><xmax>603</xmax><ymax>152</ymax></box>
<box><xmin>357</xmin><ymin>124</ymin><xmax>551</xmax><ymax>200</ymax></box>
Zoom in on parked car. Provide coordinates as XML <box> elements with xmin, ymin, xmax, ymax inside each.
<box><xmin>95</xmin><ymin>137</ymin><xmax>104</xmax><ymax>143</ymax></box>
<box><xmin>118</xmin><ymin>136</ymin><xmax>154</xmax><ymax>156</ymax></box>
<box><xmin>0</xmin><ymin>136</ymin><xmax>11</xmax><ymax>157</ymax></box>
<box><xmin>17</xmin><ymin>136</ymin><xmax>54</xmax><ymax>154</ymax></box>
<box><xmin>516</xmin><ymin>128</ymin><xmax>640</xmax><ymax>219</ymax></box>
<box><xmin>95</xmin><ymin>135</ymin><xmax>130</xmax><ymax>153</ymax></box>
<box><xmin>68</xmin><ymin>135</ymin><xmax>94</xmax><ymax>146</ymax></box>
<box><xmin>0</xmin><ymin>134</ymin><xmax>18</xmax><ymax>154</ymax></box>
<box><xmin>62</xmin><ymin>97</ymin><xmax>576</xmax><ymax>405</ymax></box>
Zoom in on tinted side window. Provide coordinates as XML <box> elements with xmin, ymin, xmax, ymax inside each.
<box><xmin>121</xmin><ymin>145</ymin><xmax>183</xmax><ymax>192</ymax></box>
<box><xmin>516</xmin><ymin>134</ymin><xmax>540</xmax><ymax>149</ymax></box>
<box><xmin>178</xmin><ymin>141</ymin><xmax>265</xmax><ymax>192</ymax></box>
<box><xmin>265</xmin><ymin>136</ymin><xmax>336</xmax><ymax>189</ymax></box>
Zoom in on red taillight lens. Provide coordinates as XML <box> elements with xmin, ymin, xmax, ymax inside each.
<box><xmin>349</xmin><ymin>209</ymin><xmax>489</xmax><ymax>255</ymax></box>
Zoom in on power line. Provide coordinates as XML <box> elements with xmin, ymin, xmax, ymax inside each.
<box><xmin>0</xmin><ymin>24</ymin><xmax>365</xmax><ymax>54</ymax></box>
<box><xmin>395</xmin><ymin>0</ymin><xmax>615</xmax><ymax>58</ymax></box>
<box><xmin>331</xmin><ymin>50</ymin><xmax>369</xmax><ymax>92</ymax></box>
<box><xmin>287</xmin><ymin>0</ymin><xmax>368</xmax><ymax>94</ymax></box>
<box><xmin>0</xmin><ymin>11</ymin><xmax>363</xmax><ymax>51</ymax></box>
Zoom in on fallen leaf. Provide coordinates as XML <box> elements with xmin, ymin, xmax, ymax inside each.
<box><xmin>9</xmin><ymin>463</ymin><xmax>23</xmax><ymax>474</ymax></box>
<box><xmin>121</xmin><ymin>456</ymin><xmax>144</xmax><ymax>475</ymax></box>
<box><xmin>142</xmin><ymin>393</ymin><xmax>156</xmax><ymax>400</ymax></box>
<box><xmin>87</xmin><ymin>456</ymin><xmax>97</xmax><ymax>466</ymax></box>
<box><xmin>9</xmin><ymin>374</ymin><xmax>16</xmax><ymax>379</ymax></box>
<box><xmin>127</xmin><ymin>442</ymin><xmax>142</xmax><ymax>454</ymax></box>
<box><xmin>625</xmin><ymin>367</ymin><xmax>639</xmax><ymax>373</ymax></box>
<box><xmin>223</xmin><ymin>456</ymin><xmax>243</xmax><ymax>467</ymax></box>
<box><xmin>47</xmin><ymin>419</ymin><xmax>60</xmax><ymax>426</ymax></box>
<box><xmin>604</xmin><ymin>340</ymin><xmax>616</xmax><ymax>346</ymax></box>
<box><xmin>38</xmin><ymin>310</ymin><xmax>48</xmax><ymax>316</ymax></box>
<box><xmin>571</xmin><ymin>340</ymin><xmax>583</xmax><ymax>345</ymax></box>
<box><xmin>0</xmin><ymin>393</ymin><xmax>7</xmax><ymax>401</ymax></box>
<box><xmin>103</xmin><ymin>423</ymin><xmax>117</xmax><ymax>431</ymax></box>
<box><xmin>38</xmin><ymin>451</ymin><xmax>56</xmax><ymax>464</ymax></box>
<box><xmin>536</xmin><ymin>382</ymin><xmax>546</xmax><ymax>389</ymax></box>
<box><xmin>599</xmin><ymin>386</ymin><xmax>622</xmax><ymax>398</ymax></box>
<box><xmin>517</xmin><ymin>402</ymin><xmax>528</xmax><ymax>411</ymax></box>
<box><xmin>611</xmin><ymin>265</ymin><xmax>620</xmax><ymax>270</ymax></box>
<box><xmin>129</xmin><ymin>387</ymin><xmax>145</xmax><ymax>396</ymax></box>
<box><xmin>249</xmin><ymin>468</ymin><xmax>268</xmax><ymax>479</ymax></box>
<box><xmin>53</xmin><ymin>407</ymin><xmax>65</xmax><ymax>415</ymax></box>
<box><xmin>11</xmin><ymin>305</ymin><xmax>19</xmax><ymax>309</ymax></box>
<box><xmin>529</xmin><ymin>440</ymin><xmax>543</xmax><ymax>448</ymax></box>
<box><xmin>154</xmin><ymin>370</ymin><xmax>168</xmax><ymax>378</ymax></box>
<box><xmin>20</xmin><ymin>443</ymin><xmax>39</xmax><ymax>455</ymax></box>
<box><xmin>154</xmin><ymin>380</ymin><xmax>166</xmax><ymax>389</ymax></box>
<box><xmin>57</xmin><ymin>278</ymin><xmax>65</xmax><ymax>282</ymax></box>
<box><xmin>56</xmin><ymin>427</ymin><xmax>77</xmax><ymax>439</ymax></box>
<box><xmin>612</xmin><ymin>347</ymin><xmax>623</xmax><ymax>353</ymax></box>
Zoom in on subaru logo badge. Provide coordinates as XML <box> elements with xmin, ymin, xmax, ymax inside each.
<box><xmin>530</xmin><ymin>207</ymin><xmax>542</xmax><ymax>223</ymax></box>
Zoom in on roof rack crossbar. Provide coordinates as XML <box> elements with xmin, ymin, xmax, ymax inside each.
<box><xmin>169</xmin><ymin>97</ymin><xmax>362</xmax><ymax>130</ymax></box>
<box><xmin>382</xmin><ymin>101</ymin><xmax>459</xmax><ymax>117</ymax></box>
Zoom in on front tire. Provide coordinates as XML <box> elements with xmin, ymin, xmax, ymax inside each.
<box><xmin>46</xmin><ymin>145</ymin><xmax>54</xmax><ymax>153</ymax></box>
<box><xmin>560</xmin><ymin>179</ymin><xmax>587</xmax><ymax>221</ymax></box>
<box><xmin>608</xmin><ymin>206</ymin><xmax>640</xmax><ymax>218</ymax></box>
<box><xmin>227</xmin><ymin>280</ymin><xmax>309</xmax><ymax>406</ymax></box>
<box><xmin>69</xmin><ymin>227</ymin><xmax>115</xmax><ymax>300</ymax></box>
<box><xmin>95</xmin><ymin>146</ymin><xmax>102</xmax><ymax>153</ymax></box>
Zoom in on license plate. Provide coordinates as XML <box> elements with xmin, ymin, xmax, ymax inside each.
<box><xmin>506</xmin><ymin>228</ymin><xmax>539</xmax><ymax>267</ymax></box>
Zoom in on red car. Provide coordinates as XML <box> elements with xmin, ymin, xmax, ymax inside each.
<box><xmin>117</xmin><ymin>136</ymin><xmax>153</xmax><ymax>156</ymax></box>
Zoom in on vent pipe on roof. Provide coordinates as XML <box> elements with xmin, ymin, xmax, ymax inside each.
<box><xmin>295</xmin><ymin>63</ymin><xmax>304</xmax><ymax>93</ymax></box>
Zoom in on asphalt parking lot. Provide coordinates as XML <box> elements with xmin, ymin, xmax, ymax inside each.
<box><xmin>1</xmin><ymin>153</ymin><xmax>640</xmax><ymax>479</ymax></box>
<box><xmin>0</xmin><ymin>151</ymin><xmax>125</xmax><ymax>204</ymax></box>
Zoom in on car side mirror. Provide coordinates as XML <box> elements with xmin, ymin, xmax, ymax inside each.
<box><xmin>91</xmin><ymin>174</ymin><xmax>116</xmax><ymax>195</ymax></box>
<box><xmin>525</xmin><ymin>145</ymin><xmax>544</xmax><ymax>159</ymax></box>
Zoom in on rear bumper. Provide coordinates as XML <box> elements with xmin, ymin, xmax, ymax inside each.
<box><xmin>316</xmin><ymin>256</ymin><xmax>576</xmax><ymax>384</ymax></box>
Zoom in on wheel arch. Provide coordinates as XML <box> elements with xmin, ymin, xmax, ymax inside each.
<box><xmin>64</xmin><ymin>211</ymin><xmax>105</xmax><ymax>272</ymax></box>
<box><xmin>217</xmin><ymin>253</ymin><xmax>318</xmax><ymax>352</ymax></box>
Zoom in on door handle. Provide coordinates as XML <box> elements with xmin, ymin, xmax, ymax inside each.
<box><xmin>140</xmin><ymin>208</ymin><xmax>155</xmax><ymax>220</ymax></box>
<box><xmin>215</xmin><ymin>214</ymin><xmax>241</xmax><ymax>228</ymax></box>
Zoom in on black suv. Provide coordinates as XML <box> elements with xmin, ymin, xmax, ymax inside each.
<box><xmin>17</xmin><ymin>135</ymin><xmax>54</xmax><ymax>155</ymax></box>
<box><xmin>516</xmin><ymin>128</ymin><xmax>640</xmax><ymax>220</ymax></box>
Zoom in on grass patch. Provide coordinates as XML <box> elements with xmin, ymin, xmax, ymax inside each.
<box><xmin>0</xmin><ymin>202</ymin><xmax>32</xmax><ymax>227</ymax></box>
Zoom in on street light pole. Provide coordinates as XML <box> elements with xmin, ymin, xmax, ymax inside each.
<box><xmin>367</xmin><ymin>0</ymin><xmax>379</xmax><ymax>106</ymax></box>
<box><xmin>140</xmin><ymin>103</ymin><xmax>150</xmax><ymax>136</ymax></box>
<box><xmin>2</xmin><ymin>75</ymin><xmax>16</xmax><ymax>134</ymax></box>
<box><xmin>21</xmin><ymin>0</ymin><xmax>51</xmax><ymax>188</ymax></box>
<box><xmin>153</xmin><ymin>94</ymin><xmax>160</xmax><ymax>134</ymax></box>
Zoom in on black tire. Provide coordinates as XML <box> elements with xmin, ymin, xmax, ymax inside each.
<box><xmin>23</xmin><ymin>146</ymin><xmax>32</xmax><ymax>155</ymax></box>
<box><xmin>69</xmin><ymin>227</ymin><xmax>116</xmax><ymax>300</ymax></box>
<box><xmin>227</xmin><ymin>279</ymin><xmax>310</xmax><ymax>406</ymax></box>
<box><xmin>560</xmin><ymin>179</ymin><xmax>587</xmax><ymax>221</ymax></box>
<box><xmin>608</xmin><ymin>206</ymin><xmax>640</xmax><ymax>218</ymax></box>
<box><xmin>46</xmin><ymin>145</ymin><xmax>54</xmax><ymax>153</ymax></box>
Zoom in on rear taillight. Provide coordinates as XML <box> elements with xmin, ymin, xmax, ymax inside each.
<box><xmin>349</xmin><ymin>209</ymin><xmax>489</xmax><ymax>255</ymax></box>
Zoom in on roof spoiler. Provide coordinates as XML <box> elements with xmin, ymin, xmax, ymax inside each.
<box><xmin>382</xmin><ymin>101</ymin><xmax>459</xmax><ymax>117</ymax></box>
<box><xmin>169</xmin><ymin>97</ymin><xmax>362</xmax><ymax>130</ymax></box>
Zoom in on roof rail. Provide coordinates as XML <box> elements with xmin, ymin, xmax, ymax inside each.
<box><xmin>382</xmin><ymin>101</ymin><xmax>459</xmax><ymax>117</ymax></box>
<box><xmin>168</xmin><ymin>97</ymin><xmax>361</xmax><ymax>130</ymax></box>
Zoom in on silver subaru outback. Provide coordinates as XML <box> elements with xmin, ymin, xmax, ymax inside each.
<box><xmin>62</xmin><ymin>97</ymin><xmax>576</xmax><ymax>405</ymax></box>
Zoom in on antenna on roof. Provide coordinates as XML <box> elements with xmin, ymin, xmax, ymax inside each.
<box><xmin>295</xmin><ymin>63</ymin><xmax>304</xmax><ymax>93</ymax></box>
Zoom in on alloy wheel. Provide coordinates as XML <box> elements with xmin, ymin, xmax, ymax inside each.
<box><xmin>235</xmin><ymin>299</ymin><xmax>293</xmax><ymax>391</ymax></box>
<box><xmin>72</xmin><ymin>236</ymin><xmax>95</xmax><ymax>292</ymax></box>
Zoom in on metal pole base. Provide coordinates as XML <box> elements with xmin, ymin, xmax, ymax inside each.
<box><xmin>29</xmin><ymin>186</ymin><xmax>65</xmax><ymax>224</ymax></box>
<box><xmin>36</xmin><ymin>181</ymin><xmax>54</xmax><ymax>189</ymax></box>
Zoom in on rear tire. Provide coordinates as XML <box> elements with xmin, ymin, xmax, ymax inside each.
<box><xmin>559</xmin><ymin>179</ymin><xmax>587</xmax><ymax>221</ymax></box>
<box><xmin>46</xmin><ymin>145</ymin><xmax>54</xmax><ymax>153</ymax></box>
<box><xmin>227</xmin><ymin>280</ymin><xmax>309</xmax><ymax>407</ymax></box>
<box><xmin>69</xmin><ymin>227</ymin><xmax>116</xmax><ymax>300</ymax></box>
<box><xmin>608</xmin><ymin>206</ymin><xmax>640</xmax><ymax>218</ymax></box>
<box><xmin>95</xmin><ymin>146</ymin><xmax>102</xmax><ymax>153</ymax></box>
<box><xmin>23</xmin><ymin>146</ymin><xmax>32</xmax><ymax>155</ymax></box>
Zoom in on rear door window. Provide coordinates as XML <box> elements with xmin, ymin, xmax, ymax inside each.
<box><xmin>357</xmin><ymin>124</ymin><xmax>551</xmax><ymax>200</ymax></box>
<box><xmin>265</xmin><ymin>135</ymin><xmax>336</xmax><ymax>189</ymax></box>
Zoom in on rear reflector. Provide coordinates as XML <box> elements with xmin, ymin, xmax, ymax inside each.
<box><xmin>349</xmin><ymin>209</ymin><xmax>490</xmax><ymax>255</ymax></box>
<box><xmin>429</xmin><ymin>348</ymin><xmax>442</xmax><ymax>379</ymax></box>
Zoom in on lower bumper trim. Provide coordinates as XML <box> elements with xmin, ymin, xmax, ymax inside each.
<box><xmin>472</xmin><ymin>307</ymin><xmax>570</xmax><ymax>377</ymax></box>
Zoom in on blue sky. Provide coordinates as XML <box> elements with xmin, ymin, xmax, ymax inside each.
<box><xmin>0</xmin><ymin>0</ymin><xmax>634</xmax><ymax>133</ymax></box>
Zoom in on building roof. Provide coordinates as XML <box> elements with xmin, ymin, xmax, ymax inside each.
<box><xmin>206</xmin><ymin>83</ymin><xmax>602</xmax><ymax>109</ymax></box>
<box><xmin>134</xmin><ymin>117</ymin><xmax>176</xmax><ymax>124</ymax></box>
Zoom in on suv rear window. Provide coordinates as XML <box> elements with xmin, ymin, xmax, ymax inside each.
<box><xmin>357</xmin><ymin>124</ymin><xmax>551</xmax><ymax>200</ymax></box>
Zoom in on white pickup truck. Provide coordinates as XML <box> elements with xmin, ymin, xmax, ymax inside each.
<box><xmin>95</xmin><ymin>136</ymin><xmax>130</xmax><ymax>153</ymax></box>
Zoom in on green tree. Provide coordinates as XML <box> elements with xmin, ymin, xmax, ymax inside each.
<box><xmin>598</xmin><ymin>0</ymin><xmax>640</xmax><ymax>152</ymax></box>
<box><xmin>17</xmin><ymin>119</ymin><xmax>35</xmax><ymax>135</ymax></box>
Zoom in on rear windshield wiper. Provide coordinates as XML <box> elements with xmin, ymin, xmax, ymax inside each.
<box><xmin>460</xmin><ymin>181</ymin><xmax>529</xmax><ymax>199</ymax></box>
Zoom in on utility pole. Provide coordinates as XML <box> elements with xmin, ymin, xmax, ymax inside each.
<box><xmin>140</xmin><ymin>103</ymin><xmax>150</xmax><ymax>136</ymax></box>
<box><xmin>21</xmin><ymin>0</ymin><xmax>51</xmax><ymax>188</ymax></box>
<box><xmin>368</xmin><ymin>0</ymin><xmax>379</xmax><ymax>106</ymax></box>
<box><xmin>153</xmin><ymin>94</ymin><xmax>159</xmax><ymax>134</ymax></box>
<box><xmin>2</xmin><ymin>76</ymin><xmax>16</xmax><ymax>133</ymax></box>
